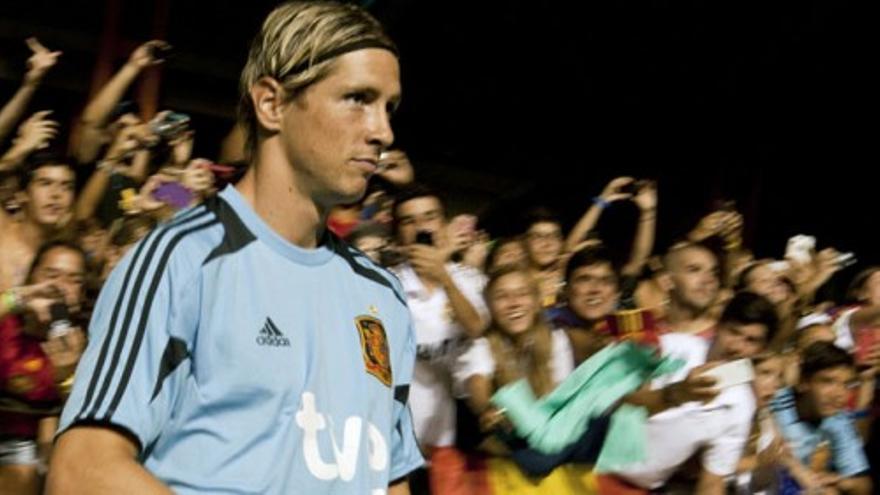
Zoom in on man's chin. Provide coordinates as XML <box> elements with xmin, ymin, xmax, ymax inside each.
<box><xmin>537</xmin><ymin>259</ymin><xmax>557</xmax><ymax>270</ymax></box>
<box><xmin>692</xmin><ymin>300</ymin><xmax>714</xmax><ymax>313</ymax></box>
<box><xmin>338</xmin><ymin>187</ymin><xmax>367</xmax><ymax>206</ymax></box>
<box><xmin>818</xmin><ymin>407</ymin><xmax>839</xmax><ymax>418</ymax></box>
<box><xmin>319</xmin><ymin>184</ymin><xmax>367</xmax><ymax>208</ymax></box>
<box><xmin>36</xmin><ymin>216</ymin><xmax>61</xmax><ymax>227</ymax></box>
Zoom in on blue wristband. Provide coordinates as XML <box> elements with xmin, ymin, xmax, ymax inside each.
<box><xmin>593</xmin><ymin>196</ymin><xmax>610</xmax><ymax>210</ymax></box>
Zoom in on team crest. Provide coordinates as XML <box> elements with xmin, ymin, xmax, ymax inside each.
<box><xmin>355</xmin><ymin>316</ymin><xmax>392</xmax><ymax>387</ymax></box>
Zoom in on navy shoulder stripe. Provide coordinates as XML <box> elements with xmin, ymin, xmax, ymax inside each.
<box><xmin>202</xmin><ymin>193</ymin><xmax>256</xmax><ymax>265</ymax></box>
<box><xmin>102</xmin><ymin>217</ymin><xmax>219</xmax><ymax>420</ymax></box>
<box><xmin>334</xmin><ymin>238</ymin><xmax>407</xmax><ymax>307</ymax></box>
<box><xmin>76</xmin><ymin>206</ymin><xmax>209</xmax><ymax>420</ymax></box>
<box><xmin>77</xmin><ymin>207</ymin><xmax>218</xmax><ymax>421</ymax></box>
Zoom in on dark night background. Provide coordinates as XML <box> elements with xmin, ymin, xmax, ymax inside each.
<box><xmin>0</xmin><ymin>0</ymin><xmax>872</xmax><ymax>292</ymax></box>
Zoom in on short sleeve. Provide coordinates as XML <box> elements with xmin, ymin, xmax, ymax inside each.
<box><xmin>389</xmin><ymin>317</ymin><xmax>425</xmax><ymax>480</ymax></box>
<box><xmin>824</xmin><ymin>415</ymin><xmax>869</xmax><ymax>477</ymax></box>
<box><xmin>452</xmin><ymin>338</ymin><xmax>496</xmax><ymax>398</ymax></box>
<box><xmin>57</xmin><ymin>226</ymin><xmax>201</xmax><ymax>453</ymax></box>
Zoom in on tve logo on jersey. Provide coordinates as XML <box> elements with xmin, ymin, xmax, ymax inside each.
<box><xmin>296</xmin><ymin>392</ymin><xmax>389</xmax><ymax>495</ymax></box>
<box><xmin>256</xmin><ymin>317</ymin><xmax>291</xmax><ymax>347</ymax></box>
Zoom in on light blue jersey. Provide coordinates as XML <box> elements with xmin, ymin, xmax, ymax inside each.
<box><xmin>771</xmin><ymin>387</ymin><xmax>869</xmax><ymax>477</ymax></box>
<box><xmin>58</xmin><ymin>186</ymin><xmax>423</xmax><ymax>494</ymax></box>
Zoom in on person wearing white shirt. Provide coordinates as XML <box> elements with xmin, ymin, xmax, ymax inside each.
<box><xmin>612</xmin><ymin>291</ymin><xmax>780</xmax><ymax>494</ymax></box>
<box><xmin>390</xmin><ymin>184</ymin><xmax>488</xmax><ymax>494</ymax></box>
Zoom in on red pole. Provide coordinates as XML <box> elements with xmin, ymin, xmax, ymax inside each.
<box><xmin>136</xmin><ymin>0</ymin><xmax>170</xmax><ymax>120</ymax></box>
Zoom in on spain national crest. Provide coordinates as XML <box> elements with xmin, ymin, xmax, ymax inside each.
<box><xmin>355</xmin><ymin>316</ymin><xmax>392</xmax><ymax>387</ymax></box>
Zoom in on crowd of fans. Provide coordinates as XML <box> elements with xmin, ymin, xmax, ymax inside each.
<box><xmin>0</xmin><ymin>34</ymin><xmax>876</xmax><ymax>495</ymax></box>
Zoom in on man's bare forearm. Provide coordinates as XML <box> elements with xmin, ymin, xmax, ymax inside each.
<box><xmin>47</xmin><ymin>427</ymin><xmax>172</xmax><ymax>495</ymax></box>
<box><xmin>389</xmin><ymin>479</ymin><xmax>411</xmax><ymax>495</ymax></box>
<box><xmin>0</xmin><ymin>83</ymin><xmax>38</xmax><ymax>142</ymax></box>
<box><xmin>440</xmin><ymin>272</ymin><xmax>486</xmax><ymax>338</ymax></box>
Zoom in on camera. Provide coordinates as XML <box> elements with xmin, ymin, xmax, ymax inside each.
<box><xmin>151</xmin><ymin>112</ymin><xmax>190</xmax><ymax>140</ymax></box>
<box><xmin>620</xmin><ymin>179</ymin><xmax>653</xmax><ymax>196</ymax></box>
<box><xmin>148</xmin><ymin>44</ymin><xmax>174</xmax><ymax>61</ymax></box>
<box><xmin>415</xmin><ymin>231</ymin><xmax>433</xmax><ymax>246</ymax></box>
<box><xmin>834</xmin><ymin>252</ymin><xmax>857</xmax><ymax>269</ymax></box>
<box><xmin>785</xmin><ymin>235</ymin><xmax>815</xmax><ymax>264</ymax></box>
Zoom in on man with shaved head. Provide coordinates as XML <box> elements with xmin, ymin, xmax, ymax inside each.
<box><xmin>661</xmin><ymin>242</ymin><xmax>721</xmax><ymax>338</ymax></box>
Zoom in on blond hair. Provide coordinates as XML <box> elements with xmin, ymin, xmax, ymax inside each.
<box><xmin>484</xmin><ymin>266</ymin><xmax>556</xmax><ymax>397</ymax></box>
<box><xmin>238</xmin><ymin>1</ymin><xmax>396</xmax><ymax>154</ymax></box>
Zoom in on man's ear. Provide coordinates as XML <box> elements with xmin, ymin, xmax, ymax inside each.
<box><xmin>249</xmin><ymin>77</ymin><xmax>286</xmax><ymax>135</ymax></box>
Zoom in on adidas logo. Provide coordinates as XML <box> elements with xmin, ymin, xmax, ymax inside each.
<box><xmin>256</xmin><ymin>318</ymin><xmax>291</xmax><ymax>347</ymax></box>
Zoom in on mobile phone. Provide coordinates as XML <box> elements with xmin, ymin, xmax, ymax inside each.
<box><xmin>708</xmin><ymin>198</ymin><xmax>738</xmax><ymax>213</ymax></box>
<box><xmin>151</xmin><ymin>111</ymin><xmax>190</xmax><ymax>139</ymax></box>
<box><xmin>415</xmin><ymin>231</ymin><xmax>433</xmax><ymax>246</ymax></box>
<box><xmin>449</xmin><ymin>214</ymin><xmax>478</xmax><ymax>238</ymax></box>
<box><xmin>205</xmin><ymin>163</ymin><xmax>235</xmax><ymax>174</ymax></box>
<box><xmin>620</xmin><ymin>179</ymin><xmax>654</xmax><ymax>196</ymax></box>
<box><xmin>152</xmin><ymin>181</ymin><xmax>193</xmax><ymax>209</ymax></box>
<box><xmin>48</xmin><ymin>302</ymin><xmax>73</xmax><ymax>340</ymax></box>
<box><xmin>149</xmin><ymin>44</ymin><xmax>174</xmax><ymax>61</ymax></box>
<box><xmin>785</xmin><ymin>235</ymin><xmax>815</xmax><ymax>264</ymax></box>
<box><xmin>835</xmin><ymin>252</ymin><xmax>857</xmax><ymax>270</ymax></box>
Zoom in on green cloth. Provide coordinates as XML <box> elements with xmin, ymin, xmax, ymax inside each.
<box><xmin>490</xmin><ymin>341</ymin><xmax>683</xmax><ymax>471</ymax></box>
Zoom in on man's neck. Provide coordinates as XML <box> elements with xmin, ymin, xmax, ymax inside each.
<box><xmin>666</xmin><ymin>299</ymin><xmax>715</xmax><ymax>333</ymax></box>
<box><xmin>236</xmin><ymin>150</ymin><xmax>327</xmax><ymax>249</ymax></box>
<box><xmin>17</xmin><ymin>216</ymin><xmax>48</xmax><ymax>250</ymax></box>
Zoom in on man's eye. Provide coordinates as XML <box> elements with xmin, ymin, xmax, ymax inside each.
<box><xmin>346</xmin><ymin>92</ymin><xmax>369</xmax><ymax>104</ymax></box>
